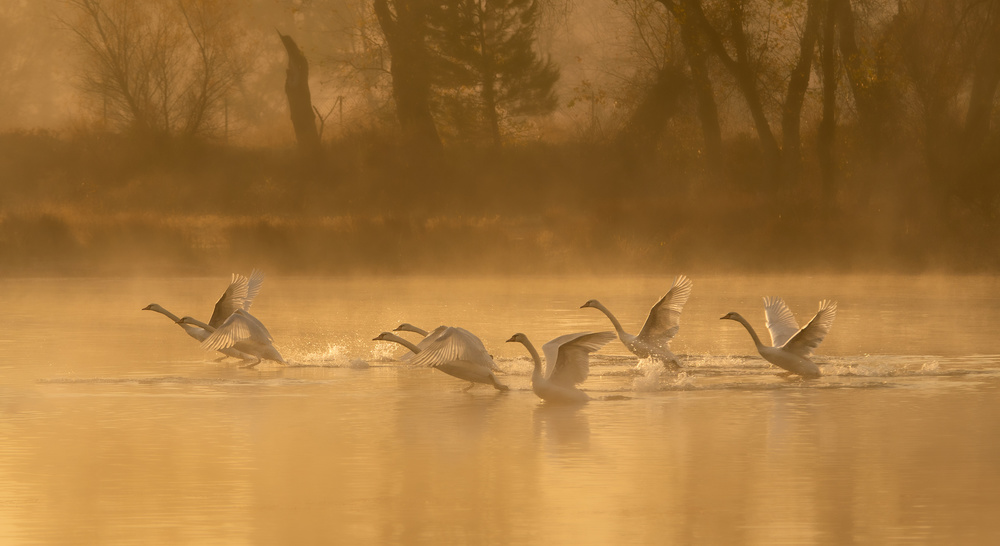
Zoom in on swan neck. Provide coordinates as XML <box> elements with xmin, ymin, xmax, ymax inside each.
<box><xmin>594</xmin><ymin>303</ymin><xmax>627</xmax><ymax>339</ymax></box>
<box><xmin>413</xmin><ymin>326</ymin><xmax>429</xmax><ymax>337</ymax></box>
<box><xmin>521</xmin><ymin>340</ymin><xmax>544</xmax><ymax>383</ymax></box>
<box><xmin>389</xmin><ymin>334</ymin><xmax>421</xmax><ymax>354</ymax></box>
<box><xmin>734</xmin><ymin>315</ymin><xmax>765</xmax><ymax>349</ymax></box>
<box><xmin>150</xmin><ymin>306</ymin><xmax>181</xmax><ymax>323</ymax></box>
<box><xmin>185</xmin><ymin>317</ymin><xmax>215</xmax><ymax>332</ymax></box>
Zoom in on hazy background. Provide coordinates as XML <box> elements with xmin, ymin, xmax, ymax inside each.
<box><xmin>1</xmin><ymin>0</ymin><xmax>998</xmax><ymax>275</ymax></box>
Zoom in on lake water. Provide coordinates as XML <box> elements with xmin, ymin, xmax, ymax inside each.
<box><xmin>2</xmin><ymin>274</ymin><xmax>1000</xmax><ymax>544</ymax></box>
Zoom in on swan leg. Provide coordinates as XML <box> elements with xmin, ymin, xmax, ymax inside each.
<box><xmin>240</xmin><ymin>357</ymin><xmax>262</xmax><ymax>369</ymax></box>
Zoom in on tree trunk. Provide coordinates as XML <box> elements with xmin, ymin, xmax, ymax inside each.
<box><xmin>837</xmin><ymin>0</ymin><xmax>882</xmax><ymax>160</ymax></box>
<box><xmin>675</xmin><ymin>7</ymin><xmax>722</xmax><ymax>169</ymax></box>
<box><xmin>965</xmin><ymin>6</ymin><xmax>1000</xmax><ymax>153</ymax></box>
<box><xmin>781</xmin><ymin>0</ymin><xmax>820</xmax><ymax>184</ymax></box>
<box><xmin>668</xmin><ymin>0</ymin><xmax>781</xmax><ymax>184</ymax></box>
<box><xmin>817</xmin><ymin>0</ymin><xmax>838</xmax><ymax>201</ymax></box>
<box><xmin>374</xmin><ymin>0</ymin><xmax>443</xmax><ymax>156</ymax></box>
<box><xmin>278</xmin><ymin>32</ymin><xmax>321</xmax><ymax>156</ymax></box>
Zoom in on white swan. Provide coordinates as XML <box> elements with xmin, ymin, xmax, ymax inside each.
<box><xmin>581</xmin><ymin>275</ymin><xmax>693</xmax><ymax>369</ymax></box>
<box><xmin>180</xmin><ymin>309</ymin><xmax>286</xmax><ymax>366</ymax></box>
<box><xmin>373</xmin><ymin>327</ymin><xmax>508</xmax><ymax>391</ymax></box>
<box><xmin>506</xmin><ymin>331</ymin><xmax>615</xmax><ymax>403</ymax></box>
<box><xmin>142</xmin><ymin>303</ymin><xmax>255</xmax><ymax>361</ymax></box>
<box><xmin>143</xmin><ymin>270</ymin><xmax>264</xmax><ymax>361</ymax></box>
<box><xmin>720</xmin><ymin>297</ymin><xmax>838</xmax><ymax>378</ymax></box>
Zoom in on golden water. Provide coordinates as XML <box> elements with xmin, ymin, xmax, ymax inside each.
<box><xmin>2</xmin><ymin>275</ymin><xmax>999</xmax><ymax>544</ymax></box>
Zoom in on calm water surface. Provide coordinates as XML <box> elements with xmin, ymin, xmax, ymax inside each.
<box><xmin>2</xmin><ymin>275</ymin><xmax>1000</xmax><ymax>544</ymax></box>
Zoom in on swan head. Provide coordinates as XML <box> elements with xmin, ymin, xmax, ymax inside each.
<box><xmin>142</xmin><ymin>303</ymin><xmax>163</xmax><ymax>312</ymax></box>
<box><xmin>177</xmin><ymin>316</ymin><xmax>196</xmax><ymax>325</ymax></box>
<box><xmin>372</xmin><ymin>332</ymin><xmax>396</xmax><ymax>342</ymax></box>
<box><xmin>506</xmin><ymin>333</ymin><xmax>529</xmax><ymax>344</ymax></box>
<box><xmin>393</xmin><ymin>323</ymin><xmax>422</xmax><ymax>334</ymax></box>
<box><xmin>720</xmin><ymin>312</ymin><xmax>742</xmax><ymax>321</ymax></box>
<box><xmin>580</xmin><ymin>299</ymin><xmax>601</xmax><ymax>309</ymax></box>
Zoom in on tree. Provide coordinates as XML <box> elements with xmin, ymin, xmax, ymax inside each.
<box><xmin>63</xmin><ymin>0</ymin><xmax>249</xmax><ymax>139</ymax></box>
<box><xmin>427</xmin><ymin>0</ymin><xmax>560</xmax><ymax>146</ymax></box>
<box><xmin>374</xmin><ymin>0</ymin><xmax>444</xmax><ymax>153</ymax></box>
<box><xmin>278</xmin><ymin>32</ymin><xmax>321</xmax><ymax>155</ymax></box>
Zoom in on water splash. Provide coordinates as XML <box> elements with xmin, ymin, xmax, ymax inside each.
<box><xmin>919</xmin><ymin>360</ymin><xmax>940</xmax><ymax>373</ymax></box>
<box><xmin>632</xmin><ymin>358</ymin><xmax>664</xmax><ymax>391</ymax></box>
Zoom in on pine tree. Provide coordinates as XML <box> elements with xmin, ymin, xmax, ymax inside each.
<box><xmin>428</xmin><ymin>0</ymin><xmax>559</xmax><ymax>146</ymax></box>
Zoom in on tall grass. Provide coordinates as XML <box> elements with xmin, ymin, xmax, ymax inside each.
<box><xmin>0</xmin><ymin>129</ymin><xmax>996</xmax><ymax>276</ymax></box>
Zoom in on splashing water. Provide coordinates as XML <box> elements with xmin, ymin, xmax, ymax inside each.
<box><xmin>632</xmin><ymin>358</ymin><xmax>664</xmax><ymax>391</ymax></box>
<box><xmin>920</xmin><ymin>360</ymin><xmax>940</xmax><ymax>373</ymax></box>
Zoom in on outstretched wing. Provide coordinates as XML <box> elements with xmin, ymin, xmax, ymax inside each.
<box><xmin>636</xmin><ymin>275</ymin><xmax>693</xmax><ymax>346</ymax></box>
<box><xmin>398</xmin><ymin>325</ymin><xmax>448</xmax><ymax>361</ymax></box>
<box><xmin>780</xmin><ymin>300</ymin><xmax>837</xmax><ymax>358</ymax></box>
<box><xmin>407</xmin><ymin>327</ymin><xmax>497</xmax><ymax>371</ymax></box>
<box><xmin>242</xmin><ymin>269</ymin><xmax>265</xmax><ymax>312</ymax></box>
<box><xmin>542</xmin><ymin>331</ymin><xmax>615</xmax><ymax>387</ymax></box>
<box><xmin>763</xmin><ymin>297</ymin><xmax>800</xmax><ymax>348</ymax></box>
<box><xmin>201</xmin><ymin>309</ymin><xmax>274</xmax><ymax>351</ymax></box>
<box><xmin>209</xmin><ymin>273</ymin><xmax>249</xmax><ymax>328</ymax></box>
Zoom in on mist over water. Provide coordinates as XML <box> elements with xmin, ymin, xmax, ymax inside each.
<box><xmin>3</xmin><ymin>0</ymin><xmax>1000</xmax><ymax>542</ymax></box>
<box><xmin>2</xmin><ymin>274</ymin><xmax>1000</xmax><ymax>544</ymax></box>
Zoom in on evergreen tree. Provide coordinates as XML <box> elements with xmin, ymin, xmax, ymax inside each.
<box><xmin>428</xmin><ymin>0</ymin><xmax>559</xmax><ymax>146</ymax></box>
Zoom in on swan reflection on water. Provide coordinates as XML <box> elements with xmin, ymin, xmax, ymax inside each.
<box><xmin>533</xmin><ymin>403</ymin><xmax>591</xmax><ymax>451</ymax></box>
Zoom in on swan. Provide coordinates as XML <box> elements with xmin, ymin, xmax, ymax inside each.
<box><xmin>373</xmin><ymin>327</ymin><xmax>508</xmax><ymax>391</ymax></box>
<box><xmin>506</xmin><ymin>331</ymin><xmax>615</xmax><ymax>403</ymax></box>
<box><xmin>179</xmin><ymin>309</ymin><xmax>286</xmax><ymax>366</ymax></box>
<box><xmin>142</xmin><ymin>303</ymin><xmax>254</xmax><ymax>361</ymax></box>
<box><xmin>720</xmin><ymin>297</ymin><xmax>838</xmax><ymax>378</ymax></box>
<box><xmin>580</xmin><ymin>275</ymin><xmax>693</xmax><ymax>369</ymax></box>
<box><xmin>142</xmin><ymin>269</ymin><xmax>264</xmax><ymax>361</ymax></box>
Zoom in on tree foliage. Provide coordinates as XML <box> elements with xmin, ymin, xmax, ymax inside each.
<box><xmin>427</xmin><ymin>0</ymin><xmax>560</xmax><ymax>146</ymax></box>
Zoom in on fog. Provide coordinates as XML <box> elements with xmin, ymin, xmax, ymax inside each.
<box><xmin>1</xmin><ymin>0</ymin><xmax>999</xmax><ymax>275</ymax></box>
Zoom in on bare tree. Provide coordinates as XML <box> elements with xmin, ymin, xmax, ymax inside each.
<box><xmin>63</xmin><ymin>0</ymin><xmax>250</xmax><ymax>139</ymax></box>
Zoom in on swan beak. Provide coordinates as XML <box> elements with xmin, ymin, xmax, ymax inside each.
<box><xmin>505</xmin><ymin>336</ymin><xmax>517</xmax><ymax>343</ymax></box>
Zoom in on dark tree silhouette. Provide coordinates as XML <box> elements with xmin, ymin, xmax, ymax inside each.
<box><xmin>428</xmin><ymin>0</ymin><xmax>559</xmax><ymax>146</ymax></box>
<box><xmin>374</xmin><ymin>0</ymin><xmax>443</xmax><ymax>154</ymax></box>
<box><xmin>278</xmin><ymin>32</ymin><xmax>321</xmax><ymax>155</ymax></box>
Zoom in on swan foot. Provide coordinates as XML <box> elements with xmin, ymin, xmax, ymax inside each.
<box><xmin>462</xmin><ymin>382</ymin><xmax>475</xmax><ymax>392</ymax></box>
<box><xmin>213</xmin><ymin>356</ymin><xmax>228</xmax><ymax>362</ymax></box>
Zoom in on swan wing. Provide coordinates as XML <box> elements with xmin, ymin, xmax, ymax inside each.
<box><xmin>542</xmin><ymin>331</ymin><xmax>615</xmax><ymax>387</ymax></box>
<box><xmin>398</xmin><ymin>325</ymin><xmax>447</xmax><ymax>361</ymax></box>
<box><xmin>209</xmin><ymin>273</ymin><xmax>250</xmax><ymax>328</ymax></box>
<box><xmin>636</xmin><ymin>275</ymin><xmax>693</xmax><ymax>345</ymax></box>
<box><xmin>764</xmin><ymin>297</ymin><xmax>800</xmax><ymax>348</ymax></box>
<box><xmin>780</xmin><ymin>300</ymin><xmax>837</xmax><ymax>358</ymax></box>
<box><xmin>201</xmin><ymin>309</ymin><xmax>274</xmax><ymax>351</ymax></box>
<box><xmin>407</xmin><ymin>327</ymin><xmax>497</xmax><ymax>370</ymax></box>
<box><xmin>242</xmin><ymin>269</ymin><xmax>265</xmax><ymax>312</ymax></box>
